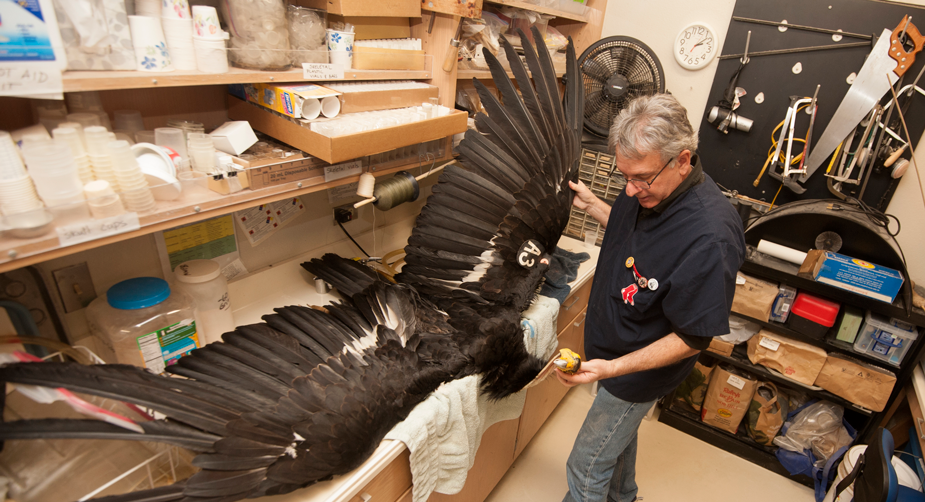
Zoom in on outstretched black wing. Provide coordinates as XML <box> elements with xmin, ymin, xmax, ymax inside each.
<box><xmin>399</xmin><ymin>28</ymin><xmax>583</xmax><ymax>312</ymax></box>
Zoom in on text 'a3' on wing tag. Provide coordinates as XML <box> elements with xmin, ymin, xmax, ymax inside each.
<box><xmin>517</xmin><ymin>239</ymin><xmax>545</xmax><ymax>268</ymax></box>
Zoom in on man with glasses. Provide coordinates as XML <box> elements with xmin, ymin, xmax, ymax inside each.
<box><xmin>556</xmin><ymin>94</ymin><xmax>746</xmax><ymax>502</ymax></box>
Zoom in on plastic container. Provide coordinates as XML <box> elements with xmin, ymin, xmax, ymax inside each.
<box><xmin>86</xmin><ymin>277</ymin><xmax>198</xmax><ymax>373</ymax></box>
<box><xmin>173</xmin><ymin>259</ymin><xmax>234</xmax><ymax>345</ymax></box>
<box><xmin>854</xmin><ymin>311</ymin><xmax>919</xmax><ymax>366</ymax></box>
<box><xmin>770</xmin><ymin>284</ymin><xmax>798</xmax><ymax>323</ymax></box>
<box><xmin>788</xmin><ymin>291</ymin><xmax>840</xmax><ymax>339</ymax></box>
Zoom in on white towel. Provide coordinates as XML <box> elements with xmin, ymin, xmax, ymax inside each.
<box><xmin>384</xmin><ymin>295</ymin><xmax>561</xmax><ymax>502</ymax></box>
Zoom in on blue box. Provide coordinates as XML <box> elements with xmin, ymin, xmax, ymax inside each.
<box><xmin>812</xmin><ymin>251</ymin><xmax>904</xmax><ymax>304</ymax></box>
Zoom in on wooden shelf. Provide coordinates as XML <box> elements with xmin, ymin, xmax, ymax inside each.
<box><xmin>63</xmin><ymin>67</ymin><xmax>434</xmax><ymax>92</ymax></box>
<box><xmin>0</xmin><ymin>155</ymin><xmax>450</xmax><ymax>274</ymax></box>
<box><xmin>484</xmin><ymin>0</ymin><xmax>590</xmax><ymax>22</ymax></box>
<box><xmin>457</xmin><ymin>67</ymin><xmax>566</xmax><ymax>80</ymax></box>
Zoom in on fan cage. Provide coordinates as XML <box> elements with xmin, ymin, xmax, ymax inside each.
<box><xmin>564</xmin><ymin>149</ymin><xmax>626</xmax><ymax>246</ymax></box>
<box><xmin>580</xmin><ymin>37</ymin><xmax>665</xmax><ymax>137</ymax></box>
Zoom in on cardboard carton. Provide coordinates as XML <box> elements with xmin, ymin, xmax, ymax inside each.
<box><xmin>813</xmin><ymin>251</ymin><xmax>904</xmax><ymax>303</ymax></box>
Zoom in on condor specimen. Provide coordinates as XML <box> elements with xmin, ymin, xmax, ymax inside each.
<box><xmin>0</xmin><ymin>28</ymin><xmax>584</xmax><ymax>501</ymax></box>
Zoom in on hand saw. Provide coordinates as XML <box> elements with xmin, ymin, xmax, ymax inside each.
<box><xmin>801</xmin><ymin>16</ymin><xmax>925</xmax><ymax>185</ymax></box>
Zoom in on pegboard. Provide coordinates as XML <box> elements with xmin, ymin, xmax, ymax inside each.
<box><xmin>698</xmin><ymin>0</ymin><xmax>925</xmax><ymax>210</ymax></box>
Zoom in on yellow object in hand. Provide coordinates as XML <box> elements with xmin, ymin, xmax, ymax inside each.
<box><xmin>553</xmin><ymin>348</ymin><xmax>582</xmax><ymax>374</ymax></box>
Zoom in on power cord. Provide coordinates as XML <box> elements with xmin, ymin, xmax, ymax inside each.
<box><xmin>335</xmin><ymin>209</ymin><xmax>370</xmax><ymax>257</ymax></box>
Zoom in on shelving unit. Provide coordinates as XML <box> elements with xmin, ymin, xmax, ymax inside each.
<box><xmin>483</xmin><ymin>0</ymin><xmax>591</xmax><ymax>22</ymax></box>
<box><xmin>63</xmin><ymin>67</ymin><xmax>435</xmax><ymax>92</ymax></box>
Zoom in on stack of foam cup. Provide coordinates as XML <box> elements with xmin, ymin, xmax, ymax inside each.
<box><xmin>66</xmin><ymin>112</ymin><xmax>102</xmax><ymax>130</ymax></box>
<box><xmin>108</xmin><ymin>140</ymin><xmax>157</xmax><ymax>214</ymax></box>
<box><xmin>135</xmin><ymin>0</ymin><xmax>161</xmax><ymax>17</ymax></box>
<box><xmin>84</xmin><ymin>180</ymin><xmax>126</xmax><ymax>219</ymax></box>
<box><xmin>20</xmin><ymin>139</ymin><xmax>87</xmax><ymax>211</ymax></box>
<box><xmin>187</xmin><ymin>133</ymin><xmax>215</xmax><ymax>173</ymax></box>
<box><xmin>0</xmin><ymin>131</ymin><xmax>43</xmax><ymax>216</ymax></box>
<box><xmin>191</xmin><ymin>5</ymin><xmax>229</xmax><ymax>74</ymax></box>
<box><xmin>161</xmin><ymin>0</ymin><xmax>197</xmax><ymax>71</ymax></box>
<box><xmin>52</xmin><ymin>127</ymin><xmax>94</xmax><ymax>185</ymax></box>
<box><xmin>113</xmin><ymin>111</ymin><xmax>145</xmax><ymax>140</ymax></box>
<box><xmin>84</xmin><ymin>126</ymin><xmax>120</xmax><ymax>189</ymax></box>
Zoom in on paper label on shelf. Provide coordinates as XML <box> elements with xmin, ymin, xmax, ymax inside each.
<box><xmin>758</xmin><ymin>336</ymin><xmax>781</xmax><ymax>351</ymax></box>
<box><xmin>0</xmin><ymin>66</ymin><xmax>63</xmax><ymax>99</ymax></box>
<box><xmin>302</xmin><ymin>63</ymin><xmax>345</xmax><ymax>80</ymax></box>
<box><xmin>323</xmin><ymin>160</ymin><xmax>363</xmax><ymax>182</ymax></box>
<box><xmin>157</xmin><ymin>215</ymin><xmax>248</xmax><ymax>281</ymax></box>
<box><xmin>328</xmin><ymin>182</ymin><xmax>359</xmax><ymax>203</ymax></box>
<box><xmin>726</xmin><ymin>375</ymin><xmax>747</xmax><ymax>390</ymax></box>
<box><xmin>235</xmin><ymin>197</ymin><xmax>306</xmax><ymax>247</ymax></box>
<box><xmin>56</xmin><ymin>212</ymin><xmax>141</xmax><ymax>247</ymax></box>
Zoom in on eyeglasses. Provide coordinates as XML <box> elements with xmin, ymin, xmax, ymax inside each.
<box><xmin>609</xmin><ymin>156</ymin><xmax>675</xmax><ymax>190</ymax></box>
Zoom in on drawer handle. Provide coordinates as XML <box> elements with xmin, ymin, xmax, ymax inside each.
<box><xmin>360</xmin><ymin>493</ymin><xmax>372</xmax><ymax>502</ymax></box>
<box><xmin>563</xmin><ymin>295</ymin><xmax>581</xmax><ymax>310</ymax></box>
<box><xmin>918</xmin><ymin>418</ymin><xmax>925</xmax><ymax>441</ymax></box>
<box><xmin>574</xmin><ymin>313</ymin><xmax>587</xmax><ymax>328</ymax></box>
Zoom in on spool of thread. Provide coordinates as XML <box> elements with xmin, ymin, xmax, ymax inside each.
<box><xmin>757</xmin><ymin>239</ymin><xmax>808</xmax><ymax>265</ymax></box>
<box><xmin>372</xmin><ymin>171</ymin><xmax>419</xmax><ymax>211</ymax></box>
<box><xmin>357</xmin><ymin>172</ymin><xmax>376</xmax><ymax>198</ymax></box>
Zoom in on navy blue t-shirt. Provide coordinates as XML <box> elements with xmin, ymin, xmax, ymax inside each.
<box><xmin>584</xmin><ymin>172</ymin><xmax>745</xmax><ymax>403</ymax></box>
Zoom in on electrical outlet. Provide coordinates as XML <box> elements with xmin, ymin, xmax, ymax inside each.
<box><xmin>52</xmin><ymin>263</ymin><xmax>97</xmax><ymax>313</ymax></box>
<box><xmin>333</xmin><ymin>204</ymin><xmax>358</xmax><ymax>225</ymax></box>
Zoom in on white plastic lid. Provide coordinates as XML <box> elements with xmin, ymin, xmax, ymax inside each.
<box><xmin>174</xmin><ymin>259</ymin><xmax>221</xmax><ymax>283</ymax></box>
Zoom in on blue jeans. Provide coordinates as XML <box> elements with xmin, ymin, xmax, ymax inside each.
<box><xmin>562</xmin><ymin>387</ymin><xmax>656</xmax><ymax>502</ymax></box>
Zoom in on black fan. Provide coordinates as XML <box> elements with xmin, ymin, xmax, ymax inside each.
<box><xmin>579</xmin><ymin>36</ymin><xmax>665</xmax><ymax>137</ymax></box>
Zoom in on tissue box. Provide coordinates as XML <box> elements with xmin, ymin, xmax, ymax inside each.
<box><xmin>52</xmin><ymin>0</ymin><xmax>136</xmax><ymax>70</ymax></box>
<box><xmin>210</xmin><ymin>122</ymin><xmax>258</xmax><ymax>156</ymax></box>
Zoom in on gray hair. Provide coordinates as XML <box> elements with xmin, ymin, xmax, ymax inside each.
<box><xmin>608</xmin><ymin>94</ymin><xmax>699</xmax><ymax>165</ymax></box>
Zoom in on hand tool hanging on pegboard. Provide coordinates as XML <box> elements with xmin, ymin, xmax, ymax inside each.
<box><xmin>708</xmin><ymin>31</ymin><xmax>754</xmax><ymax>134</ymax></box>
<box><xmin>803</xmin><ymin>16</ymin><xmax>925</xmax><ymax>186</ymax></box>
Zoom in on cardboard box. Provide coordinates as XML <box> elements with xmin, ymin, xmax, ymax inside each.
<box><xmin>227</xmin><ymin>96</ymin><xmax>467</xmax><ymax>164</ymax></box>
<box><xmin>246</xmin><ymin>83</ymin><xmax>340</xmax><ymax>119</ymax></box>
<box><xmin>706</xmin><ymin>338</ymin><xmax>734</xmax><ymax>357</ymax></box>
<box><xmin>814</xmin><ymin>354</ymin><xmax>896</xmax><ymax>412</ymax></box>
<box><xmin>813</xmin><ymin>251</ymin><xmax>904</xmax><ymax>303</ymax></box>
<box><xmin>746</xmin><ymin>330</ymin><xmax>828</xmax><ymax>386</ymax></box>
<box><xmin>292</xmin><ymin>0</ymin><xmax>420</xmax><ymax>17</ymax></box>
<box><xmin>233</xmin><ymin>155</ymin><xmax>330</xmax><ymax>190</ymax></box>
<box><xmin>732</xmin><ymin>273</ymin><xmax>779</xmax><ymax>322</ymax></box>
<box><xmin>352</xmin><ymin>46</ymin><xmax>427</xmax><ymax>70</ymax></box>
<box><xmin>337</xmin><ymin>84</ymin><xmax>439</xmax><ymax>114</ymax></box>
<box><xmin>328</xmin><ymin>15</ymin><xmax>411</xmax><ymax>40</ymax></box>
<box><xmin>210</xmin><ymin>121</ymin><xmax>258</xmax><ymax>156</ymax></box>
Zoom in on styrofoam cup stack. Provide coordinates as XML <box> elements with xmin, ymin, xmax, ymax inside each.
<box><xmin>21</xmin><ymin>139</ymin><xmax>87</xmax><ymax>211</ymax></box>
<box><xmin>0</xmin><ymin>175</ymin><xmax>44</xmax><ymax>216</ymax></box>
<box><xmin>135</xmin><ymin>0</ymin><xmax>161</xmax><ymax>17</ymax></box>
<box><xmin>0</xmin><ymin>131</ymin><xmax>27</xmax><ymax>181</ymax></box>
<box><xmin>162</xmin><ymin>18</ymin><xmax>197</xmax><ymax>70</ymax></box>
<box><xmin>85</xmin><ymin>126</ymin><xmax>119</xmax><ymax>187</ymax></box>
<box><xmin>128</xmin><ymin>15</ymin><xmax>174</xmax><ymax>72</ymax></box>
<box><xmin>108</xmin><ymin>140</ymin><xmax>157</xmax><ymax>214</ymax></box>
<box><xmin>84</xmin><ymin>180</ymin><xmax>126</xmax><ymax>219</ymax></box>
<box><xmin>52</xmin><ymin>127</ymin><xmax>94</xmax><ymax>185</ymax></box>
<box><xmin>113</xmin><ymin>111</ymin><xmax>145</xmax><ymax>136</ymax></box>
<box><xmin>187</xmin><ymin>133</ymin><xmax>215</xmax><ymax>173</ymax></box>
<box><xmin>67</xmin><ymin>112</ymin><xmax>103</xmax><ymax>130</ymax></box>
<box><xmin>192</xmin><ymin>37</ymin><xmax>229</xmax><ymax>73</ymax></box>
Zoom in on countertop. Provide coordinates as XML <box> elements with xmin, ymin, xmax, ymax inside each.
<box><xmin>225</xmin><ymin>235</ymin><xmax>600</xmax><ymax>502</ymax></box>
